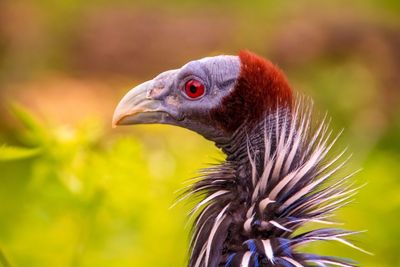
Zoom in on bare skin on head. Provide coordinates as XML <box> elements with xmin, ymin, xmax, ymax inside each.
<box><xmin>113</xmin><ymin>51</ymin><xmax>292</xmax><ymax>143</ymax></box>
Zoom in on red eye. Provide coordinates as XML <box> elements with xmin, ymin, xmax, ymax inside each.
<box><xmin>184</xmin><ymin>79</ymin><xmax>205</xmax><ymax>99</ymax></box>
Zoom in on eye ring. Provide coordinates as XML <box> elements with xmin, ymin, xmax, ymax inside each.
<box><xmin>184</xmin><ymin>79</ymin><xmax>205</xmax><ymax>99</ymax></box>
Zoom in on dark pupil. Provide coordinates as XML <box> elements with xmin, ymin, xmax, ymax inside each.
<box><xmin>189</xmin><ymin>85</ymin><xmax>197</xmax><ymax>94</ymax></box>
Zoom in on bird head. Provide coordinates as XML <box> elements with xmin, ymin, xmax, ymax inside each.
<box><xmin>113</xmin><ymin>51</ymin><xmax>293</xmax><ymax>144</ymax></box>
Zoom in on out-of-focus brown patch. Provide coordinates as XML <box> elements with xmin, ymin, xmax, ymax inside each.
<box><xmin>0</xmin><ymin>2</ymin><xmax>44</xmax><ymax>46</ymax></box>
<box><xmin>266</xmin><ymin>10</ymin><xmax>400</xmax><ymax>153</ymax></box>
<box><xmin>269</xmin><ymin>12</ymin><xmax>399</xmax><ymax>69</ymax></box>
<box><xmin>70</xmin><ymin>8</ymin><xmax>236</xmax><ymax>78</ymax></box>
<box><xmin>0</xmin><ymin>2</ymin><xmax>48</xmax><ymax>78</ymax></box>
<box><xmin>269</xmin><ymin>11</ymin><xmax>400</xmax><ymax>119</ymax></box>
<box><xmin>0</xmin><ymin>74</ymin><xmax>132</xmax><ymax>127</ymax></box>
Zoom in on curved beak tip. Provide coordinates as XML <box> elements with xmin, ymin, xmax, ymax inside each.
<box><xmin>111</xmin><ymin>112</ymin><xmax>120</xmax><ymax>128</ymax></box>
<box><xmin>111</xmin><ymin>118</ymin><xmax>120</xmax><ymax>128</ymax></box>
<box><xmin>112</xmin><ymin>108</ymin><xmax>150</xmax><ymax>128</ymax></box>
<box><xmin>111</xmin><ymin>108</ymin><xmax>127</xmax><ymax>128</ymax></box>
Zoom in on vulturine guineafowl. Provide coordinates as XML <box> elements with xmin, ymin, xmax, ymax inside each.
<box><xmin>113</xmin><ymin>51</ymin><xmax>367</xmax><ymax>267</ymax></box>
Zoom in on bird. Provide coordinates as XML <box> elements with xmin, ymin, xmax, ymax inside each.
<box><xmin>112</xmin><ymin>51</ymin><xmax>367</xmax><ymax>267</ymax></box>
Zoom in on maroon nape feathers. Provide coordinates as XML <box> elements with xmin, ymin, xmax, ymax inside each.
<box><xmin>210</xmin><ymin>50</ymin><xmax>293</xmax><ymax>134</ymax></box>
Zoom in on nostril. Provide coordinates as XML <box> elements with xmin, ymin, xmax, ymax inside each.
<box><xmin>148</xmin><ymin>87</ymin><xmax>164</xmax><ymax>98</ymax></box>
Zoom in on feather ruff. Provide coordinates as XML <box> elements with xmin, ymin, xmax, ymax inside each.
<box><xmin>183</xmin><ymin>98</ymin><xmax>367</xmax><ymax>267</ymax></box>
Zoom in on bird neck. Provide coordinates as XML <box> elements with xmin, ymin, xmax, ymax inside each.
<box><xmin>218</xmin><ymin>109</ymin><xmax>289</xmax><ymax>157</ymax></box>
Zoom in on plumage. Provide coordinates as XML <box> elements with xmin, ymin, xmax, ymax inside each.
<box><xmin>112</xmin><ymin>51</ymin><xmax>367</xmax><ymax>267</ymax></box>
<box><xmin>187</xmin><ymin>100</ymin><xmax>367</xmax><ymax>267</ymax></box>
<box><xmin>210</xmin><ymin>51</ymin><xmax>292</xmax><ymax>133</ymax></box>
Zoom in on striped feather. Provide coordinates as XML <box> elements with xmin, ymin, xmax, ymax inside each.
<box><xmin>185</xmin><ymin>98</ymin><xmax>366</xmax><ymax>267</ymax></box>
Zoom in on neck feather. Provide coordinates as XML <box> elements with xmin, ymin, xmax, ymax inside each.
<box><xmin>187</xmin><ymin>99</ymin><xmax>362</xmax><ymax>267</ymax></box>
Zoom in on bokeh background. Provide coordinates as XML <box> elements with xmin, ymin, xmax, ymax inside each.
<box><xmin>0</xmin><ymin>0</ymin><xmax>399</xmax><ymax>266</ymax></box>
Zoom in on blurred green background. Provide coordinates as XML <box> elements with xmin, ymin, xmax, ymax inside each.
<box><xmin>0</xmin><ymin>0</ymin><xmax>399</xmax><ymax>266</ymax></box>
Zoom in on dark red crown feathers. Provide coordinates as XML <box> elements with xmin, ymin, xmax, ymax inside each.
<box><xmin>210</xmin><ymin>51</ymin><xmax>293</xmax><ymax>133</ymax></box>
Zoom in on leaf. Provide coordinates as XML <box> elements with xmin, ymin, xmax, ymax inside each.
<box><xmin>0</xmin><ymin>144</ymin><xmax>41</xmax><ymax>161</ymax></box>
<box><xmin>8</xmin><ymin>103</ymin><xmax>49</xmax><ymax>145</ymax></box>
<box><xmin>9</xmin><ymin>103</ymin><xmax>44</xmax><ymax>133</ymax></box>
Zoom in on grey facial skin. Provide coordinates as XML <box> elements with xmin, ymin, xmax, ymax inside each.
<box><xmin>113</xmin><ymin>55</ymin><xmax>240</xmax><ymax>142</ymax></box>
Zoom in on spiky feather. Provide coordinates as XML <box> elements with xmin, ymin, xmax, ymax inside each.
<box><xmin>184</xmin><ymin>97</ymin><xmax>366</xmax><ymax>267</ymax></box>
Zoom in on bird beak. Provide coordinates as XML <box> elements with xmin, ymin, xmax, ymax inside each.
<box><xmin>112</xmin><ymin>80</ymin><xmax>170</xmax><ymax>127</ymax></box>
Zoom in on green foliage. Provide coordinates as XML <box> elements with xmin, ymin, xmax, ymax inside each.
<box><xmin>0</xmin><ymin>145</ymin><xmax>41</xmax><ymax>161</ymax></box>
<box><xmin>0</xmin><ymin>107</ymin><xmax>221</xmax><ymax>267</ymax></box>
<box><xmin>0</xmin><ymin>97</ymin><xmax>399</xmax><ymax>266</ymax></box>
